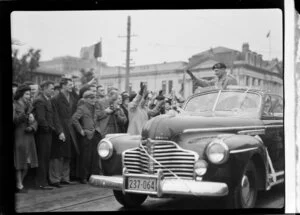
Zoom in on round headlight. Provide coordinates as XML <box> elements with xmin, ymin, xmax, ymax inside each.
<box><xmin>206</xmin><ymin>139</ymin><xmax>229</xmax><ymax>164</ymax></box>
<box><xmin>194</xmin><ymin>160</ymin><xmax>208</xmax><ymax>176</ymax></box>
<box><xmin>98</xmin><ymin>139</ymin><xmax>113</xmax><ymax>160</ymax></box>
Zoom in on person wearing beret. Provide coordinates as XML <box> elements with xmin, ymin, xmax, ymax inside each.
<box><xmin>72</xmin><ymin>90</ymin><xmax>101</xmax><ymax>184</ymax></box>
<box><xmin>13</xmin><ymin>84</ymin><xmax>39</xmax><ymax>193</ymax></box>
<box><xmin>186</xmin><ymin>62</ymin><xmax>237</xmax><ymax>92</ymax></box>
<box><xmin>49</xmin><ymin>77</ymin><xmax>79</xmax><ymax>187</ymax></box>
<box><xmin>32</xmin><ymin>81</ymin><xmax>56</xmax><ymax>190</ymax></box>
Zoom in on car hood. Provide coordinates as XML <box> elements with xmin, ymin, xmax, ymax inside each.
<box><xmin>141</xmin><ymin>113</ymin><xmax>263</xmax><ymax>141</ymax></box>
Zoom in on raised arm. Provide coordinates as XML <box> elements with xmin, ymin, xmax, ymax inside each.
<box><xmin>186</xmin><ymin>70</ymin><xmax>212</xmax><ymax>88</ymax></box>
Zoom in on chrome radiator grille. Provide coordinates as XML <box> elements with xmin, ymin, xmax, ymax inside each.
<box><xmin>123</xmin><ymin>139</ymin><xmax>197</xmax><ymax>179</ymax></box>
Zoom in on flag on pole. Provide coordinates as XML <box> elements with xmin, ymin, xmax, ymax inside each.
<box><xmin>93</xmin><ymin>41</ymin><xmax>102</xmax><ymax>58</ymax></box>
<box><xmin>266</xmin><ymin>30</ymin><xmax>271</xmax><ymax>38</ymax></box>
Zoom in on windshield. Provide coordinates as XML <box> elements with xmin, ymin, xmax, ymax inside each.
<box><xmin>184</xmin><ymin>90</ymin><xmax>261</xmax><ymax>117</ymax></box>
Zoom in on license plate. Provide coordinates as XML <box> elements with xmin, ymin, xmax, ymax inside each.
<box><xmin>127</xmin><ymin>177</ymin><xmax>157</xmax><ymax>192</ymax></box>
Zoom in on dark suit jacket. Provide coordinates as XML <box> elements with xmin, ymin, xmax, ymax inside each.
<box><xmin>33</xmin><ymin>94</ymin><xmax>55</xmax><ymax>133</ymax></box>
<box><xmin>51</xmin><ymin>91</ymin><xmax>79</xmax><ymax>158</ymax></box>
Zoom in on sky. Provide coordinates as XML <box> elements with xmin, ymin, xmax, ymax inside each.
<box><xmin>11</xmin><ymin>9</ymin><xmax>283</xmax><ymax>67</ymax></box>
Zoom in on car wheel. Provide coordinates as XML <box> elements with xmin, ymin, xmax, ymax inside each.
<box><xmin>113</xmin><ymin>190</ymin><xmax>147</xmax><ymax>208</ymax></box>
<box><xmin>225</xmin><ymin>160</ymin><xmax>258</xmax><ymax>209</ymax></box>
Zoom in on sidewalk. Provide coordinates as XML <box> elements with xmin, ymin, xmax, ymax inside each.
<box><xmin>15</xmin><ymin>182</ymin><xmax>110</xmax><ymax>212</ymax></box>
<box><xmin>15</xmin><ymin>169</ymin><xmax>108</xmax><ymax>212</ymax></box>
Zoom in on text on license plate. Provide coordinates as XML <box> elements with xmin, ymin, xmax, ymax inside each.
<box><xmin>127</xmin><ymin>177</ymin><xmax>157</xmax><ymax>192</ymax></box>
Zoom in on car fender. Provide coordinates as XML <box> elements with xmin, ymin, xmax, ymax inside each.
<box><xmin>222</xmin><ymin>134</ymin><xmax>268</xmax><ymax>190</ymax></box>
<box><xmin>100</xmin><ymin>134</ymin><xmax>141</xmax><ymax>176</ymax></box>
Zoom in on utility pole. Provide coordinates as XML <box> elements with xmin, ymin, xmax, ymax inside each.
<box><xmin>119</xmin><ymin>16</ymin><xmax>137</xmax><ymax>92</ymax></box>
<box><xmin>126</xmin><ymin>16</ymin><xmax>131</xmax><ymax>92</ymax></box>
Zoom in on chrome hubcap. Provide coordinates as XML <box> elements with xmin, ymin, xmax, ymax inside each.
<box><xmin>241</xmin><ymin>175</ymin><xmax>252</xmax><ymax>206</ymax></box>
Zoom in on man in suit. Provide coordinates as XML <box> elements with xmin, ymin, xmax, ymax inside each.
<box><xmin>32</xmin><ymin>81</ymin><xmax>56</xmax><ymax>190</ymax></box>
<box><xmin>186</xmin><ymin>62</ymin><xmax>237</xmax><ymax>92</ymax></box>
<box><xmin>49</xmin><ymin>77</ymin><xmax>79</xmax><ymax>187</ymax></box>
<box><xmin>72</xmin><ymin>90</ymin><xmax>101</xmax><ymax>184</ymax></box>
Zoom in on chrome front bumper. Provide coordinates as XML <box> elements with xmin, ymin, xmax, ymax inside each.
<box><xmin>89</xmin><ymin>174</ymin><xmax>228</xmax><ymax>197</ymax></box>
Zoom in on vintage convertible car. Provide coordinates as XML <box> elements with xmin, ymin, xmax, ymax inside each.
<box><xmin>89</xmin><ymin>86</ymin><xmax>284</xmax><ymax>209</ymax></box>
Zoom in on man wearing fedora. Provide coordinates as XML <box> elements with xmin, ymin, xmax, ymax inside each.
<box><xmin>186</xmin><ymin>62</ymin><xmax>237</xmax><ymax>91</ymax></box>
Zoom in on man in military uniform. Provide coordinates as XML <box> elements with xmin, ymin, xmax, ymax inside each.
<box><xmin>186</xmin><ymin>62</ymin><xmax>237</xmax><ymax>92</ymax></box>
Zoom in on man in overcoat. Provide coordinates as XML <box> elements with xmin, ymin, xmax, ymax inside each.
<box><xmin>49</xmin><ymin>77</ymin><xmax>79</xmax><ymax>187</ymax></box>
<box><xmin>32</xmin><ymin>81</ymin><xmax>55</xmax><ymax>190</ymax></box>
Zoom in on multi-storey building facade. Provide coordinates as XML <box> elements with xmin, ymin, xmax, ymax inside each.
<box><xmin>185</xmin><ymin>43</ymin><xmax>283</xmax><ymax>97</ymax></box>
<box><xmin>100</xmin><ymin>43</ymin><xmax>283</xmax><ymax>98</ymax></box>
<box><xmin>99</xmin><ymin>62</ymin><xmax>187</xmax><ymax>95</ymax></box>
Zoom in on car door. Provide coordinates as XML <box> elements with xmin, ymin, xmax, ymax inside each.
<box><xmin>260</xmin><ymin>94</ymin><xmax>284</xmax><ymax>172</ymax></box>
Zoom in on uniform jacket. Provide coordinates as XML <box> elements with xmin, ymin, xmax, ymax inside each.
<box><xmin>51</xmin><ymin>91</ymin><xmax>79</xmax><ymax>158</ymax></box>
<box><xmin>191</xmin><ymin>73</ymin><xmax>237</xmax><ymax>90</ymax></box>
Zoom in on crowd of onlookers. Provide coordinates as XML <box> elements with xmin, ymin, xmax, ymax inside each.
<box><xmin>12</xmin><ymin>76</ymin><xmax>185</xmax><ymax>193</ymax></box>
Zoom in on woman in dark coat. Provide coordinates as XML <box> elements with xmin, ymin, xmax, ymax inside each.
<box><xmin>13</xmin><ymin>85</ymin><xmax>38</xmax><ymax>192</ymax></box>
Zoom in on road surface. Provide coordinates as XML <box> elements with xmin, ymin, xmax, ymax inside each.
<box><xmin>15</xmin><ymin>181</ymin><xmax>284</xmax><ymax>212</ymax></box>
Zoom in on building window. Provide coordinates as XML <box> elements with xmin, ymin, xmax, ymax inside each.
<box><xmin>260</xmin><ymin>79</ymin><xmax>264</xmax><ymax>87</ymax></box>
<box><xmin>162</xmin><ymin>81</ymin><xmax>166</xmax><ymax>94</ymax></box>
<box><xmin>252</xmin><ymin>78</ymin><xmax>256</xmax><ymax>86</ymax></box>
<box><xmin>245</xmin><ymin>76</ymin><xmax>250</xmax><ymax>86</ymax></box>
<box><xmin>168</xmin><ymin>80</ymin><xmax>173</xmax><ymax>94</ymax></box>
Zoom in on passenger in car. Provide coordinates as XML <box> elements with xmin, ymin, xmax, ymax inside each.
<box><xmin>186</xmin><ymin>62</ymin><xmax>237</xmax><ymax>91</ymax></box>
